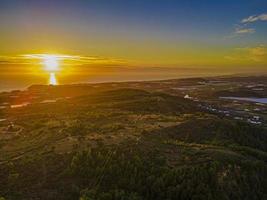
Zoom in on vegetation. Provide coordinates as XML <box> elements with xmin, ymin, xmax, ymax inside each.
<box><xmin>0</xmin><ymin>87</ymin><xmax>266</xmax><ymax>199</ymax></box>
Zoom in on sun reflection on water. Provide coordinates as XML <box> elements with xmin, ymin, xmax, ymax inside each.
<box><xmin>49</xmin><ymin>73</ymin><xmax>57</xmax><ymax>85</ymax></box>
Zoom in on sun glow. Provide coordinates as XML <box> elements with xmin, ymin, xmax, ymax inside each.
<box><xmin>42</xmin><ymin>55</ymin><xmax>59</xmax><ymax>72</ymax></box>
<box><xmin>23</xmin><ymin>52</ymin><xmax>126</xmax><ymax>85</ymax></box>
<box><xmin>40</xmin><ymin>55</ymin><xmax>59</xmax><ymax>85</ymax></box>
<box><xmin>38</xmin><ymin>55</ymin><xmax>60</xmax><ymax>85</ymax></box>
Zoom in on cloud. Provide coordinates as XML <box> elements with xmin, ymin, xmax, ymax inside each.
<box><xmin>229</xmin><ymin>13</ymin><xmax>267</xmax><ymax>37</ymax></box>
<box><xmin>225</xmin><ymin>45</ymin><xmax>267</xmax><ymax>62</ymax></box>
<box><xmin>0</xmin><ymin>54</ymin><xmax>126</xmax><ymax>66</ymax></box>
<box><xmin>234</xmin><ymin>27</ymin><xmax>255</xmax><ymax>35</ymax></box>
<box><xmin>242</xmin><ymin>14</ymin><xmax>267</xmax><ymax>23</ymax></box>
<box><xmin>226</xmin><ymin>26</ymin><xmax>255</xmax><ymax>38</ymax></box>
<box><xmin>0</xmin><ymin>56</ymin><xmax>32</xmax><ymax>65</ymax></box>
<box><xmin>246</xmin><ymin>46</ymin><xmax>267</xmax><ymax>61</ymax></box>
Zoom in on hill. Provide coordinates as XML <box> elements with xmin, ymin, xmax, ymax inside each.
<box><xmin>0</xmin><ymin>87</ymin><xmax>266</xmax><ymax>200</ymax></box>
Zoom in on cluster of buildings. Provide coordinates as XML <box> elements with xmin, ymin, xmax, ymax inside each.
<box><xmin>198</xmin><ymin>101</ymin><xmax>265</xmax><ymax>126</ymax></box>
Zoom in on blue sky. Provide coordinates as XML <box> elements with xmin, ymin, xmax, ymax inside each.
<box><xmin>1</xmin><ymin>0</ymin><xmax>266</xmax><ymax>43</ymax></box>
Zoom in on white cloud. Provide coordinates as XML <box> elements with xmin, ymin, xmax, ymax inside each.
<box><xmin>234</xmin><ymin>27</ymin><xmax>255</xmax><ymax>34</ymax></box>
<box><xmin>242</xmin><ymin>14</ymin><xmax>267</xmax><ymax>23</ymax></box>
<box><xmin>229</xmin><ymin>13</ymin><xmax>267</xmax><ymax>37</ymax></box>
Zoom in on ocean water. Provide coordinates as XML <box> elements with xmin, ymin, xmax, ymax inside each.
<box><xmin>0</xmin><ymin>68</ymin><xmax>226</xmax><ymax>92</ymax></box>
<box><xmin>220</xmin><ymin>97</ymin><xmax>267</xmax><ymax>104</ymax></box>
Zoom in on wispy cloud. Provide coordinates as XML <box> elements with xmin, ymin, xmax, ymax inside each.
<box><xmin>0</xmin><ymin>54</ymin><xmax>126</xmax><ymax>66</ymax></box>
<box><xmin>234</xmin><ymin>27</ymin><xmax>255</xmax><ymax>35</ymax></box>
<box><xmin>0</xmin><ymin>55</ymin><xmax>32</xmax><ymax>65</ymax></box>
<box><xmin>225</xmin><ymin>45</ymin><xmax>267</xmax><ymax>62</ymax></box>
<box><xmin>241</xmin><ymin>13</ymin><xmax>267</xmax><ymax>23</ymax></box>
<box><xmin>229</xmin><ymin>13</ymin><xmax>267</xmax><ymax>37</ymax></box>
<box><xmin>226</xmin><ymin>26</ymin><xmax>255</xmax><ymax>38</ymax></box>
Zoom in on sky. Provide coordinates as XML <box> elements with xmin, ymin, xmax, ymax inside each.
<box><xmin>0</xmin><ymin>0</ymin><xmax>266</xmax><ymax>89</ymax></box>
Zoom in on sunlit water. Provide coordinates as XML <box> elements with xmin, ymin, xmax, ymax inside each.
<box><xmin>49</xmin><ymin>73</ymin><xmax>57</xmax><ymax>85</ymax></box>
<box><xmin>0</xmin><ymin>68</ymin><xmax>235</xmax><ymax>92</ymax></box>
<box><xmin>220</xmin><ymin>97</ymin><xmax>267</xmax><ymax>104</ymax></box>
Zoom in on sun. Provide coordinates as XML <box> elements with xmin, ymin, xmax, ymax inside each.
<box><xmin>43</xmin><ymin>55</ymin><xmax>59</xmax><ymax>72</ymax></box>
<box><xmin>41</xmin><ymin>55</ymin><xmax>60</xmax><ymax>85</ymax></box>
